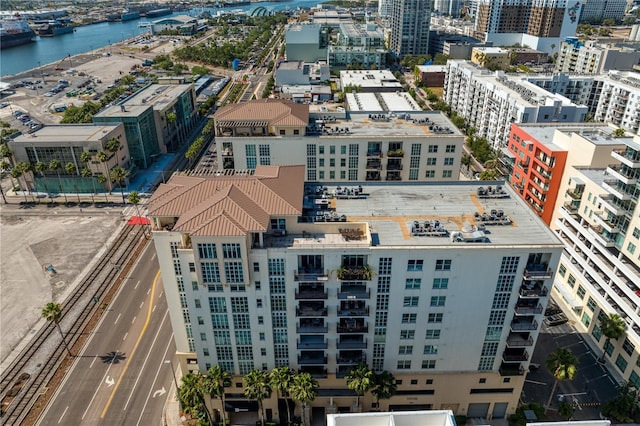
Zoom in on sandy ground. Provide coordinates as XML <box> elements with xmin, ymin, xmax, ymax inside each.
<box><xmin>0</xmin><ymin>208</ymin><xmax>122</xmax><ymax>366</ymax></box>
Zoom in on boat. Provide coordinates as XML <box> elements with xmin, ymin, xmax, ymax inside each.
<box><xmin>34</xmin><ymin>19</ymin><xmax>74</xmax><ymax>37</ymax></box>
<box><xmin>0</xmin><ymin>17</ymin><xmax>35</xmax><ymax>49</ymax></box>
<box><xmin>107</xmin><ymin>9</ymin><xmax>141</xmax><ymax>22</ymax></box>
<box><xmin>144</xmin><ymin>8</ymin><xmax>172</xmax><ymax>18</ymax></box>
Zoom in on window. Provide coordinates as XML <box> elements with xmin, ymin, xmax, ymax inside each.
<box><xmin>633</xmin><ymin>227</ymin><xmax>640</xmax><ymax>239</ymax></box>
<box><xmin>399</xmin><ymin>345</ymin><xmax>413</xmax><ymax>355</ymax></box>
<box><xmin>224</xmin><ymin>261</ymin><xmax>244</xmax><ymax>283</ymax></box>
<box><xmin>428</xmin><ymin>145</ymin><xmax>438</xmax><ymax>153</ymax></box>
<box><xmin>233</xmin><ymin>313</ymin><xmax>251</xmax><ymax>329</ymax></box>
<box><xmin>444</xmin><ymin>157</ymin><xmax>454</xmax><ymax>166</ymax></box>
<box><xmin>256</xmin><ymin>299</ymin><xmax>263</xmax><ymax>308</ymax></box>
<box><xmin>198</xmin><ymin>243</ymin><xmax>217</xmax><ymax>259</ymax></box>
<box><xmin>442</xmin><ymin>170</ymin><xmax>452</xmax><ymax>178</ymax></box>
<box><xmin>433</xmin><ymin>278</ymin><xmax>448</xmax><ymax>289</ymax></box>
<box><xmin>411</xmin><ymin>379</ymin><xmax>418</xmax><ymax>385</ymax></box>
<box><xmin>623</xmin><ymin>338</ymin><xmax>635</xmax><ymax>356</ymax></box>
<box><xmin>404</xmin><ymin>296</ymin><xmax>419</xmax><ymax>307</ymax></box>
<box><xmin>222</xmin><ymin>243</ymin><xmax>242</xmax><ymax>259</ymax></box>
<box><xmin>231</xmin><ymin>297</ymin><xmax>249</xmax><ymax>313</ymax></box>
<box><xmin>235</xmin><ymin>330</ymin><xmax>252</xmax><ymax>345</ymax></box>
<box><xmin>201</xmin><ymin>262</ymin><xmax>220</xmax><ymax>283</ymax></box>
<box><xmin>409</xmin><ymin>169</ymin><xmax>419</xmax><ymax>180</ymax></box>
<box><xmin>445</xmin><ymin>144</ymin><xmax>456</xmax><ymax>153</ymax></box>
<box><xmin>581</xmin><ymin>312</ymin><xmax>591</xmax><ymax>327</ymax></box>
<box><xmin>628</xmin><ymin>242</ymin><xmax>636</xmax><ymax>255</ymax></box>
<box><xmin>577</xmin><ymin>285</ymin><xmax>586</xmax><ymax>299</ymax></box>
<box><xmin>397</xmin><ymin>360</ymin><xmax>412</xmax><ymax>369</ymax></box>
<box><xmin>407</xmin><ymin>259</ymin><xmax>423</xmax><ymax>271</ymax></box>
<box><xmin>211</xmin><ymin>314</ymin><xmax>229</xmax><ymax>329</ymax></box>
<box><xmin>616</xmin><ymin>354</ymin><xmax>628</xmax><ymax>373</ymax></box>
<box><xmin>587</xmin><ymin>297</ymin><xmax>597</xmax><ymax>312</ymax></box>
<box><xmin>194</xmin><ymin>299</ymin><xmax>201</xmax><ymax>309</ymax></box>
<box><xmin>482</xmin><ymin>342</ymin><xmax>499</xmax><ymax>356</ymax></box>
<box><xmin>261</xmin><ymin>348</ymin><xmax>267</xmax><ymax>356</ymax></box>
<box><xmin>424</xmin><ymin>345</ymin><xmax>438</xmax><ymax>354</ymax></box>
<box><xmin>319</xmin><ymin>158</ymin><xmax>325</xmax><ymax>167</ymax></box>
<box><xmin>209</xmin><ymin>297</ymin><xmax>227</xmax><ymax>313</ymax></box>
<box><xmin>189</xmin><ymin>262</ymin><xmax>196</xmax><ymax>272</ymax></box>
<box><xmin>558</xmin><ymin>264</ymin><xmax>566</xmax><ymax>277</ymax></box>
<box><xmin>592</xmin><ymin>325</ymin><xmax>602</xmax><ymax>341</ymax></box>
<box><xmin>330</xmin><ymin>158</ymin><xmax>335</xmax><ymax>167</ymax></box>
<box><xmin>253</xmin><ymin>262</ymin><xmax>260</xmax><ymax>272</ymax></box>
<box><xmin>400</xmin><ymin>330</ymin><xmax>415</xmax><ymax>339</ymax></box>
<box><xmin>340</xmin><ymin>158</ymin><xmax>346</xmax><ymax>167</ymax></box>
<box><xmin>425</xmin><ymin>329</ymin><xmax>441</xmax><ymax>339</ymax></box>
<box><xmin>341</xmin><ymin>145</ymin><xmax>347</xmax><ymax>155</ymax></box>
<box><xmin>425</xmin><ymin>170</ymin><xmax>435</xmax><ymax>178</ymax></box>
<box><xmin>402</xmin><ymin>313</ymin><xmax>417</xmax><ymax>323</ymax></box>
<box><xmin>214</xmin><ymin>330</ymin><xmax>231</xmax><ymax>345</ymax></box>
<box><xmin>430</xmin><ymin>296</ymin><xmax>446</xmax><ymax>307</ymax></box>
<box><xmin>426</xmin><ymin>379</ymin><xmax>433</xmax><ymax>384</ymax></box>
<box><xmin>405</xmin><ymin>278</ymin><xmax>421</xmax><ymax>289</ymax></box>
<box><xmin>427</xmin><ymin>157</ymin><xmax>437</xmax><ymax>166</ymax></box>
<box><xmin>567</xmin><ymin>274</ymin><xmax>576</xmax><ymax>288</ymax></box>
<box><xmin>330</xmin><ymin>145</ymin><xmax>335</xmax><ymax>154</ymax></box>
<box><xmin>422</xmin><ymin>360</ymin><xmax>436</xmax><ymax>369</ymax></box>
<box><xmin>259</xmin><ymin>332</ymin><xmax>265</xmax><ymax>341</ymax></box>
<box><xmin>198</xmin><ymin>316</ymin><xmax>204</xmax><ymax>325</ymax></box>
<box><xmin>203</xmin><ymin>348</ymin><xmax>210</xmax><ymax>356</ymax></box>
<box><xmin>428</xmin><ymin>313</ymin><xmax>443</xmax><ymax>323</ymax></box>
<box><xmin>435</xmin><ymin>259</ymin><xmax>452</xmax><ymax>270</ymax></box>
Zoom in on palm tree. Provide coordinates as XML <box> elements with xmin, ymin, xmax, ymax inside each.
<box><xmin>545</xmin><ymin>348</ymin><xmax>578</xmax><ymax>413</ymax></box>
<box><xmin>81</xmin><ymin>167</ymin><xmax>96</xmax><ymax>204</ymax></box>
<box><xmin>106</xmin><ymin>137</ymin><xmax>121</xmax><ymax>159</ymax></box>
<box><xmin>65</xmin><ymin>162</ymin><xmax>81</xmax><ymax>204</ymax></box>
<box><xmin>0</xmin><ymin>142</ymin><xmax>14</xmax><ymax>167</ymax></box>
<box><xmin>49</xmin><ymin>159</ymin><xmax>68</xmax><ymax>204</ymax></box>
<box><xmin>289</xmin><ymin>372</ymin><xmax>318</xmax><ymax>426</ymax></box>
<box><xmin>42</xmin><ymin>302</ymin><xmax>72</xmax><ymax>356</ymax></box>
<box><xmin>97</xmin><ymin>174</ymin><xmax>109</xmax><ymax>202</ymax></box>
<box><xmin>179</xmin><ymin>371</ymin><xmax>206</xmax><ymax>421</ymax></box>
<box><xmin>35</xmin><ymin>161</ymin><xmax>50</xmax><ymax>199</ymax></box>
<box><xmin>202</xmin><ymin>365</ymin><xmax>231</xmax><ymax>425</ymax></box>
<box><xmin>243</xmin><ymin>369</ymin><xmax>272</xmax><ymax>426</ymax></box>
<box><xmin>10</xmin><ymin>167</ymin><xmax>28</xmax><ymax>202</ymax></box>
<box><xmin>269</xmin><ymin>366</ymin><xmax>295</xmax><ymax>425</ymax></box>
<box><xmin>109</xmin><ymin>166</ymin><xmax>129</xmax><ymax>204</ymax></box>
<box><xmin>371</xmin><ymin>371</ymin><xmax>397</xmax><ymax>410</ymax></box>
<box><xmin>599</xmin><ymin>313</ymin><xmax>627</xmax><ymax>362</ymax></box>
<box><xmin>127</xmin><ymin>190</ymin><xmax>142</xmax><ymax>218</ymax></box>
<box><xmin>96</xmin><ymin>151</ymin><xmax>110</xmax><ymax>192</ymax></box>
<box><xmin>613</xmin><ymin>128</ymin><xmax>626</xmax><ymax>138</ymax></box>
<box><xmin>80</xmin><ymin>151</ymin><xmax>92</xmax><ymax>165</ymax></box>
<box><xmin>19</xmin><ymin>162</ymin><xmax>37</xmax><ymax>202</ymax></box>
<box><xmin>345</xmin><ymin>363</ymin><xmax>375</xmax><ymax>411</ymax></box>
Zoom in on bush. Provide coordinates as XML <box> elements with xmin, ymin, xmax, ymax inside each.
<box><xmin>454</xmin><ymin>415</ymin><xmax>467</xmax><ymax>425</ymax></box>
<box><xmin>508</xmin><ymin>403</ymin><xmax>545</xmax><ymax>426</ymax></box>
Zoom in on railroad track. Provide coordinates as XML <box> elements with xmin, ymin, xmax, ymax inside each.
<box><xmin>0</xmin><ymin>224</ymin><xmax>146</xmax><ymax>425</ymax></box>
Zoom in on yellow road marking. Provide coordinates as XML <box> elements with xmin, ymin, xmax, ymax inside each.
<box><xmin>100</xmin><ymin>269</ymin><xmax>160</xmax><ymax>419</ymax></box>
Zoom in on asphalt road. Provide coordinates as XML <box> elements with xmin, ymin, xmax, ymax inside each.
<box><xmin>523</xmin><ymin>313</ymin><xmax>619</xmax><ymax>421</ymax></box>
<box><xmin>38</xmin><ymin>243</ymin><xmax>176</xmax><ymax>426</ymax></box>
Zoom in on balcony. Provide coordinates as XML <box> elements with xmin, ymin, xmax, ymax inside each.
<box><xmin>599</xmin><ymin>196</ymin><xmax>627</xmax><ymax>216</ymax></box>
<box><xmin>298</xmin><ymin>352</ymin><xmax>327</xmax><ymax>365</ymax></box>
<box><xmin>294</xmin><ymin>268</ymin><xmax>329</xmax><ymax>282</ymax></box>
<box><xmin>602</xmin><ymin>180</ymin><xmax>632</xmax><ymax>201</ymax></box>
<box><xmin>385</xmin><ymin>172</ymin><xmax>402</xmax><ymax>181</ymax></box>
<box><xmin>514</xmin><ymin>304</ymin><xmax>543</xmax><ymax>315</ymax></box>
<box><xmin>221</xmin><ymin>148</ymin><xmax>233</xmax><ymax>157</ymax></box>
<box><xmin>532</xmin><ymin>166</ymin><xmax>551</xmax><ymax>179</ymax></box>
<box><xmin>587</xmin><ymin>225</ymin><xmax>617</xmax><ymax>248</ymax></box>
<box><xmin>337</xmin><ymin>320</ymin><xmax>368</xmax><ymax>333</ymax></box>
<box><xmin>607</xmin><ymin>165</ymin><xmax>639</xmax><ymax>185</ymax></box>
<box><xmin>337</xmin><ymin>337</ymin><xmax>367</xmax><ymax>349</ymax></box>
<box><xmin>297</xmin><ymin>319</ymin><xmax>327</xmax><ymax>333</ymax></box>
<box><xmin>563</xmin><ymin>201</ymin><xmax>580</xmax><ymax>214</ymax></box>
<box><xmin>337</xmin><ymin>265</ymin><xmax>374</xmax><ymax>281</ymax></box>
<box><xmin>534</xmin><ymin>154</ymin><xmax>555</xmax><ymax>169</ymax></box>
<box><xmin>366</xmin><ymin>160</ymin><xmax>382</xmax><ymax>170</ymax></box>
<box><xmin>523</xmin><ymin>266</ymin><xmax>553</xmax><ymax>280</ymax></box>
<box><xmin>338</xmin><ymin>284</ymin><xmax>370</xmax><ymax>300</ymax></box>
<box><xmin>300</xmin><ymin>366</ymin><xmax>327</xmax><ymax>379</ymax></box>
<box><xmin>503</xmin><ymin>349</ymin><xmax>529</xmax><ymax>362</ymax></box>
<box><xmin>386</xmin><ymin>161</ymin><xmax>403</xmax><ymax>171</ymax></box>
<box><xmin>566</xmin><ymin>189</ymin><xmax>583</xmax><ymax>200</ymax></box>
<box><xmin>594</xmin><ymin>211</ymin><xmax>621</xmax><ymax>234</ymax></box>
<box><xmin>366</xmin><ymin>171</ymin><xmax>381</xmax><ymax>181</ymax></box>
<box><xmin>499</xmin><ymin>363</ymin><xmax>525</xmax><ymax>376</ymax></box>
<box><xmin>367</xmin><ymin>150</ymin><xmax>382</xmax><ymax>158</ymax></box>
<box><xmin>520</xmin><ymin>284</ymin><xmax>548</xmax><ymax>298</ymax></box>
<box><xmin>338</xmin><ymin>304</ymin><xmax>369</xmax><ymax>317</ymax></box>
<box><xmin>611</xmin><ymin>148</ymin><xmax>640</xmax><ymax>168</ymax></box>
<box><xmin>337</xmin><ymin>351</ymin><xmax>366</xmax><ymax>365</ymax></box>
<box><xmin>298</xmin><ymin>336</ymin><xmax>328</xmax><ymax>350</ymax></box>
<box><xmin>296</xmin><ymin>305</ymin><xmax>328</xmax><ymax>317</ymax></box>
<box><xmin>510</xmin><ymin>319</ymin><xmax>538</xmax><ymax>331</ymax></box>
<box><xmin>387</xmin><ymin>149</ymin><xmax>404</xmax><ymax>158</ymax></box>
<box><xmin>295</xmin><ymin>288</ymin><xmax>328</xmax><ymax>300</ymax></box>
<box><xmin>506</xmin><ymin>335</ymin><xmax>534</xmax><ymax>347</ymax></box>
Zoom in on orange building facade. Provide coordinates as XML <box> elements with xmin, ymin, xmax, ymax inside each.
<box><xmin>507</xmin><ymin>124</ymin><xmax>568</xmax><ymax>225</ymax></box>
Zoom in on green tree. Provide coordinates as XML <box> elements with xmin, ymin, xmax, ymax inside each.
<box><xmin>601</xmin><ymin>382</ymin><xmax>640</xmax><ymax>423</ymax></box>
<box><xmin>269</xmin><ymin>366</ymin><xmax>295</xmax><ymax>425</ymax></box>
<box><xmin>613</xmin><ymin>128</ymin><xmax>626</xmax><ymax>138</ymax></box>
<box><xmin>80</xmin><ymin>150</ymin><xmax>92</xmax><ymax>165</ymax></box>
<box><xmin>179</xmin><ymin>371</ymin><xmax>207</xmax><ymax>422</ymax></box>
<box><xmin>545</xmin><ymin>348</ymin><xmax>578</xmax><ymax>413</ymax></box>
<box><xmin>96</xmin><ymin>150</ymin><xmax>110</xmax><ymax>192</ymax></box>
<box><xmin>35</xmin><ymin>161</ymin><xmax>50</xmax><ymax>200</ymax></box>
<box><xmin>17</xmin><ymin>162</ymin><xmax>35</xmax><ymax>202</ymax></box>
<box><xmin>599</xmin><ymin>313</ymin><xmax>627</xmax><ymax>362</ymax></box>
<box><xmin>243</xmin><ymin>369</ymin><xmax>272</xmax><ymax>426</ymax></box>
<box><xmin>97</xmin><ymin>174</ymin><xmax>109</xmax><ymax>202</ymax></box>
<box><xmin>10</xmin><ymin>167</ymin><xmax>27</xmax><ymax>202</ymax></box>
<box><xmin>371</xmin><ymin>371</ymin><xmax>397</xmax><ymax>409</ymax></box>
<box><xmin>202</xmin><ymin>365</ymin><xmax>231</xmax><ymax>424</ymax></box>
<box><xmin>49</xmin><ymin>159</ymin><xmax>68</xmax><ymax>204</ymax></box>
<box><xmin>42</xmin><ymin>302</ymin><xmax>72</xmax><ymax>356</ymax></box>
<box><xmin>81</xmin><ymin>167</ymin><xmax>96</xmax><ymax>203</ymax></box>
<box><xmin>345</xmin><ymin>363</ymin><xmax>374</xmax><ymax>410</ymax></box>
<box><xmin>65</xmin><ymin>162</ymin><xmax>81</xmax><ymax>204</ymax></box>
<box><xmin>289</xmin><ymin>372</ymin><xmax>319</xmax><ymax>426</ymax></box>
<box><xmin>109</xmin><ymin>166</ymin><xmax>130</xmax><ymax>204</ymax></box>
<box><xmin>127</xmin><ymin>190</ymin><xmax>142</xmax><ymax>218</ymax></box>
<box><xmin>0</xmin><ymin>142</ymin><xmax>13</xmax><ymax>167</ymax></box>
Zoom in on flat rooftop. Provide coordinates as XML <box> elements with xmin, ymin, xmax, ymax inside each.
<box><xmin>340</xmin><ymin>70</ymin><xmax>402</xmax><ymax>90</ymax></box>
<box><xmin>517</xmin><ymin>124</ymin><xmax>634</xmax><ymax>149</ymax></box>
<box><xmin>327</xmin><ymin>410</ymin><xmax>456</xmax><ymax>426</ymax></box>
<box><xmin>96</xmin><ymin>84</ymin><xmax>192</xmax><ymax>118</ymax></box>
<box><xmin>12</xmin><ymin>124</ymin><xmax>121</xmax><ymax>144</ymax></box>
<box><xmin>265</xmin><ymin>181</ymin><xmax>562</xmax><ymax>249</ymax></box>
<box><xmin>346</xmin><ymin>92</ymin><xmax>421</xmax><ymax>112</ymax></box>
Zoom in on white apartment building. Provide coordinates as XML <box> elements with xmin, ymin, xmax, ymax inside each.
<box><xmin>552</xmin><ymin>135</ymin><xmax>640</xmax><ymax>387</ymax></box>
<box><xmin>328</xmin><ymin>23</ymin><xmax>386</xmax><ymax>69</ymax></box>
<box><xmin>443</xmin><ymin>60</ymin><xmax>588</xmax><ymax>148</ymax></box>
<box><xmin>556</xmin><ymin>37</ymin><xmax>640</xmax><ymax>74</ymax></box>
<box><xmin>212</xmin><ymin>99</ymin><xmax>464</xmax><ymax>183</ymax></box>
<box><xmin>595</xmin><ymin>72</ymin><xmax>640</xmax><ymax>137</ymax></box>
<box><xmin>148</xmin><ymin>164</ymin><xmax>563</xmax><ymax>422</ymax></box>
<box><xmin>579</xmin><ymin>0</ymin><xmax>629</xmax><ymax>23</ymax></box>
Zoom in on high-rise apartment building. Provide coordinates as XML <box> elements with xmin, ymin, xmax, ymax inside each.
<box><xmin>595</xmin><ymin>72</ymin><xmax>640</xmax><ymax>136</ymax></box>
<box><xmin>552</xmin><ymin>135</ymin><xmax>640</xmax><ymax>388</ymax></box>
<box><xmin>149</xmin><ymin>165</ymin><xmax>563</xmax><ymax>423</ymax></box>
<box><xmin>579</xmin><ymin>0</ymin><xmax>629</xmax><ymax>23</ymax></box>
<box><xmin>390</xmin><ymin>0</ymin><xmax>431</xmax><ymax>56</ymax></box>
<box><xmin>556</xmin><ymin>37</ymin><xmax>640</xmax><ymax>74</ymax></box>
<box><xmin>474</xmin><ymin>0</ymin><xmax>581</xmax><ymax>53</ymax></box>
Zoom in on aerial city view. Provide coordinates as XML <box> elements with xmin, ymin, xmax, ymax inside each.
<box><xmin>2</xmin><ymin>0</ymin><xmax>640</xmax><ymax>425</ymax></box>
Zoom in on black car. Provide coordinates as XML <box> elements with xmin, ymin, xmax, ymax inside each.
<box><xmin>544</xmin><ymin>305</ymin><xmax>562</xmax><ymax>316</ymax></box>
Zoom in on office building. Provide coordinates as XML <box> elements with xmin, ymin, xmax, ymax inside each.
<box><xmin>212</xmin><ymin>99</ymin><xmax>464</xmax><ymax>182</ymax></box>
<box><xmin>552</xmin><ymin>135</ymin><xmax>640</xmax><ymax>388</ymax></box>
<box><xmin>390</xmin><ymin>0</ymin><xmax>431</xmax><ymax>56</ymax></box>
<box><xmin>556</xmin><ymin>37</ymin><xmax>640</xmax><ymax>74</ymax></box>
<box><xmin>9</xmin><ymin>123</ymin><xmax>128</xmax><ymax>194</ymax></box>
<box><xmin>328</xmin><ymin>23</ymin><xmax>386</xmax><ymax>69</ymax></box>
<box><xmin>94</xmin><ymin>83</ymin><xmax>197</xmax><ymax>169</ymax></box>
<box><xmin>433</xmin><ymin>0</ymin><xmax>463</xmax><ymax>17</ymax></box>
<box><xmin>443</xmin><ymin>60</ymin><xmax>588</xmax><ymax>148</ymax></box>
<box><xmin>474</xmin><ymin>0</ymin><xmax>581</xmax><ymax>53</ymax></box>
<box><xmin>149</xmin><ymin>164</ymin><xmax>563</xmax><ymax>422</ymax></box>
<box><xmin>285</xmin><ymin>23</ymin><xmax>329</xmax><ymax>63</ymax></box>
<box><xmin>506</xmin><ymin>124</ymin><xmax>627</xmax><ymax>226</ymax></box>
<box><xmin>579</xmin><ymin>0</ymin><xmax>629</xmax><ymax>23</ymax></box>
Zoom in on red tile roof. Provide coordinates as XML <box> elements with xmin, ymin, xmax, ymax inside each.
<box><xmin>214</xmin><ymin>99</ymin><xmax>309</xmax><ymax>127</ymax></box>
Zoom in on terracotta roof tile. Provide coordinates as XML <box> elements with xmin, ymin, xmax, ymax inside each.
<box><xmin>214</xmin><ymin>99</ymin><xmax>309</xmax><ymax>127</ymax></box>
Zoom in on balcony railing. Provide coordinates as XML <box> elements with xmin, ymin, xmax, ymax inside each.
<box><xmin>566</xmin><ymin>190</ymin><xmax>583</xmax><ymax>200</ymax></box>
<box><xmin>499</xmin><ymin>364</ymin><xmax>525</xmax><ymax>376</ymax></box>
<box><xmin>338</xmin><ymin>288</ymin><xmax>370</xmax><ymax>300</ymax></box>
<box><xmin>514</xmin><ymin>304</ymin><xmax>543</xmax><ymax>315</ymax></box>
<box><xmin>366</xmin><ymin>161</ymin><xmax>382</xmax><ymax>170</ymax></box>
<box><xmin>519</xmin><ymin>286</ymin><xmax>548</xmax><ymax>298</ymax></box>
<box><xmin>503</xmin><ymin>350</ymin><xmax>529</xmax><ymax>362</ymax></box>
<box><xmin>337</xmin><ymin>323</ymin><xmax>368</xmax><ymax>333</ymax></box>
<box><xmin>337</xmin><ymin>266</ymin><xmax>374</xmax><ymax>281</ymax></box>
<box><xmin>338</xmin><ymin>306</ymin><xmax>369</xmax><ymax>316</ymax></box>
<box><xmin>295</xmin><ymin>289</ymin><xmax>328</xmax><ymax>300</ymax></box>
<box><xmin>386</xmin><ymin>163</ymin><xmax>403</xmax><ymax>171</ymax></box>
<box><xmin>297</xmin><ymin>339</ymin><xmax>328</xmax><ymax>349</ymax></box>
<box><xmin>298</xmin><ymin>355</ymin><xmax>328</xmax><ymax>365</ymax></box>
<box><xmin>506</xmin><ymin>336</ymin><xmax>534</xmax><ymax>347</ymax></box>
<box><xmin>523</xmin><ymin>266</ymin><xmax>553</xmax><ymax>279</ymax></box>
<box><xmin>510</xmin><ymin>320</ymin><xmax>539</xmax><ymax>331</ymax></box>
<box><xmin>367</xmin><ymin>150</ymin><xmax>382</xmax><ymax>157</ymax></box>
<box><xmin>387</xmin><ymin>149</ymin><xmax>404</xmax><ymax>157</ymax></box>
<box><xmin>301</xmin><ymin>367</ymin><xmax>327</xmax><ymax>379</ymax></box>
<box><xmin>297</xmin><ymin>324</ymin><xmax>328</xmax><ymax>333</ymax></box>
<box><xmin>294</xmin><ymin>269</ymin><xmax>329</xmax><ymax>281</ymax></box>
<box><xmin>337</xmin><ymin>339</ymin><xmax>367</xmax><ymax>349</ymax></box>
<box><xmin>337</xmin><ymin>354</ymin><xmax>366</xmax><ymax>365</ymax></box>
<box><xmin>296</xmin><ymin>307</ymin><xmax>328</xmax><ymax>317</ymax></box>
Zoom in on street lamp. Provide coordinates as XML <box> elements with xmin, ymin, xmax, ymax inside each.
<box><xmin>165</xmin><ymin>359</ymin><xmax>181</xmax><ymax>410</ymax></box>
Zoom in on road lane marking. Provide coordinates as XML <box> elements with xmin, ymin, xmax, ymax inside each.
<box><xmin>57</xmin><ymin>406</ymin><xmax>68</xmax><ymax>424</ymax></box>
<box><xmin>159</xmin><ymin>290</ymin><xmax>163</xmax><ymax>298</ymax></box>
<box><xmin>151</xmin><ymin>253</ymin><xmax>156</xmax><ymax>260</ymax></box>
<box><xmin>123</xmin><ymin>332</ymin><xmax>128</xmax><ymax>341</ymax></box>
<box><xmin>135</xmin><ymin>333</ymin><xmax>175</xmax><ymax>426</ymax></box>
<box><xmin>89</xmin><ymin>355</ymin><xmax>98</xmax><ymax>369</ymax></box>
<box><xmin>83</xmin><ymin>351</ymin><xmax>121</xmax><ymax>420</ymax></box>
<box><xmin>114</xmin><ymin>313</ymin><xmax>121</xmax><ymax>324</ymax></box>
<box><xmin>101</xmin><ymin>269</ymin><xmax>160</xmax><ymax>419</ymax></box>
<box><xmin>152</xmin><ymin>304</ymin><xmax>156</xmax><ymax>312</ymax></box>
<box><xmin>140</xmin><ymin>301</ymin><xmax>144</xmax><ymax>309</ymax></box>
<box><xmin>123</xmin><ymin>309</ymin><xmax>170</xmax><ymax>410</ymax></box>
<box><xmin>132</xmin><ymin>316</ymin><xmax>136</xmax><ymax>324</ymax></box>
<box><xmin>525</xmin><ymin>379</ymin><xmax>548</xmax><ymax>386</ymax></box>
<box><xmin>146</xmin><ymin>288</ymin><xmax>150</xmax><ymax>295</ymax></box>
<box><xmin>134</xmin><ymin>280</ymin><xmax>140</xmax><ymax>289</ymax></box>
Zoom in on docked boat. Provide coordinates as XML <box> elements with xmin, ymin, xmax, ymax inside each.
<box><xmin>34</xmin><ymin>19</ymin><xmax>74</xmax><ymax>37</ymax></box>
<box><xmin>0</xmin><ymin>17</ymin><xmax>35</xmax><ymax>49</ymax></box>
<box><xmin>143</xmin><ymin>8</ymin><xmax>172</xmax><ymax>18</ymax></box>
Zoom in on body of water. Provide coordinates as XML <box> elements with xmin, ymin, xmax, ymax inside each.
<box><xmin>0</xmin><ymin>0</ymin><xmax>326</xmax><ymax>77</ymax></box>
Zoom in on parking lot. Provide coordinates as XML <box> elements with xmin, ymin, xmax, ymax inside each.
<box><xmin>523</xmin><ymin>302</ymin><xmax>620</xmax><ymax>420</ymax></box>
